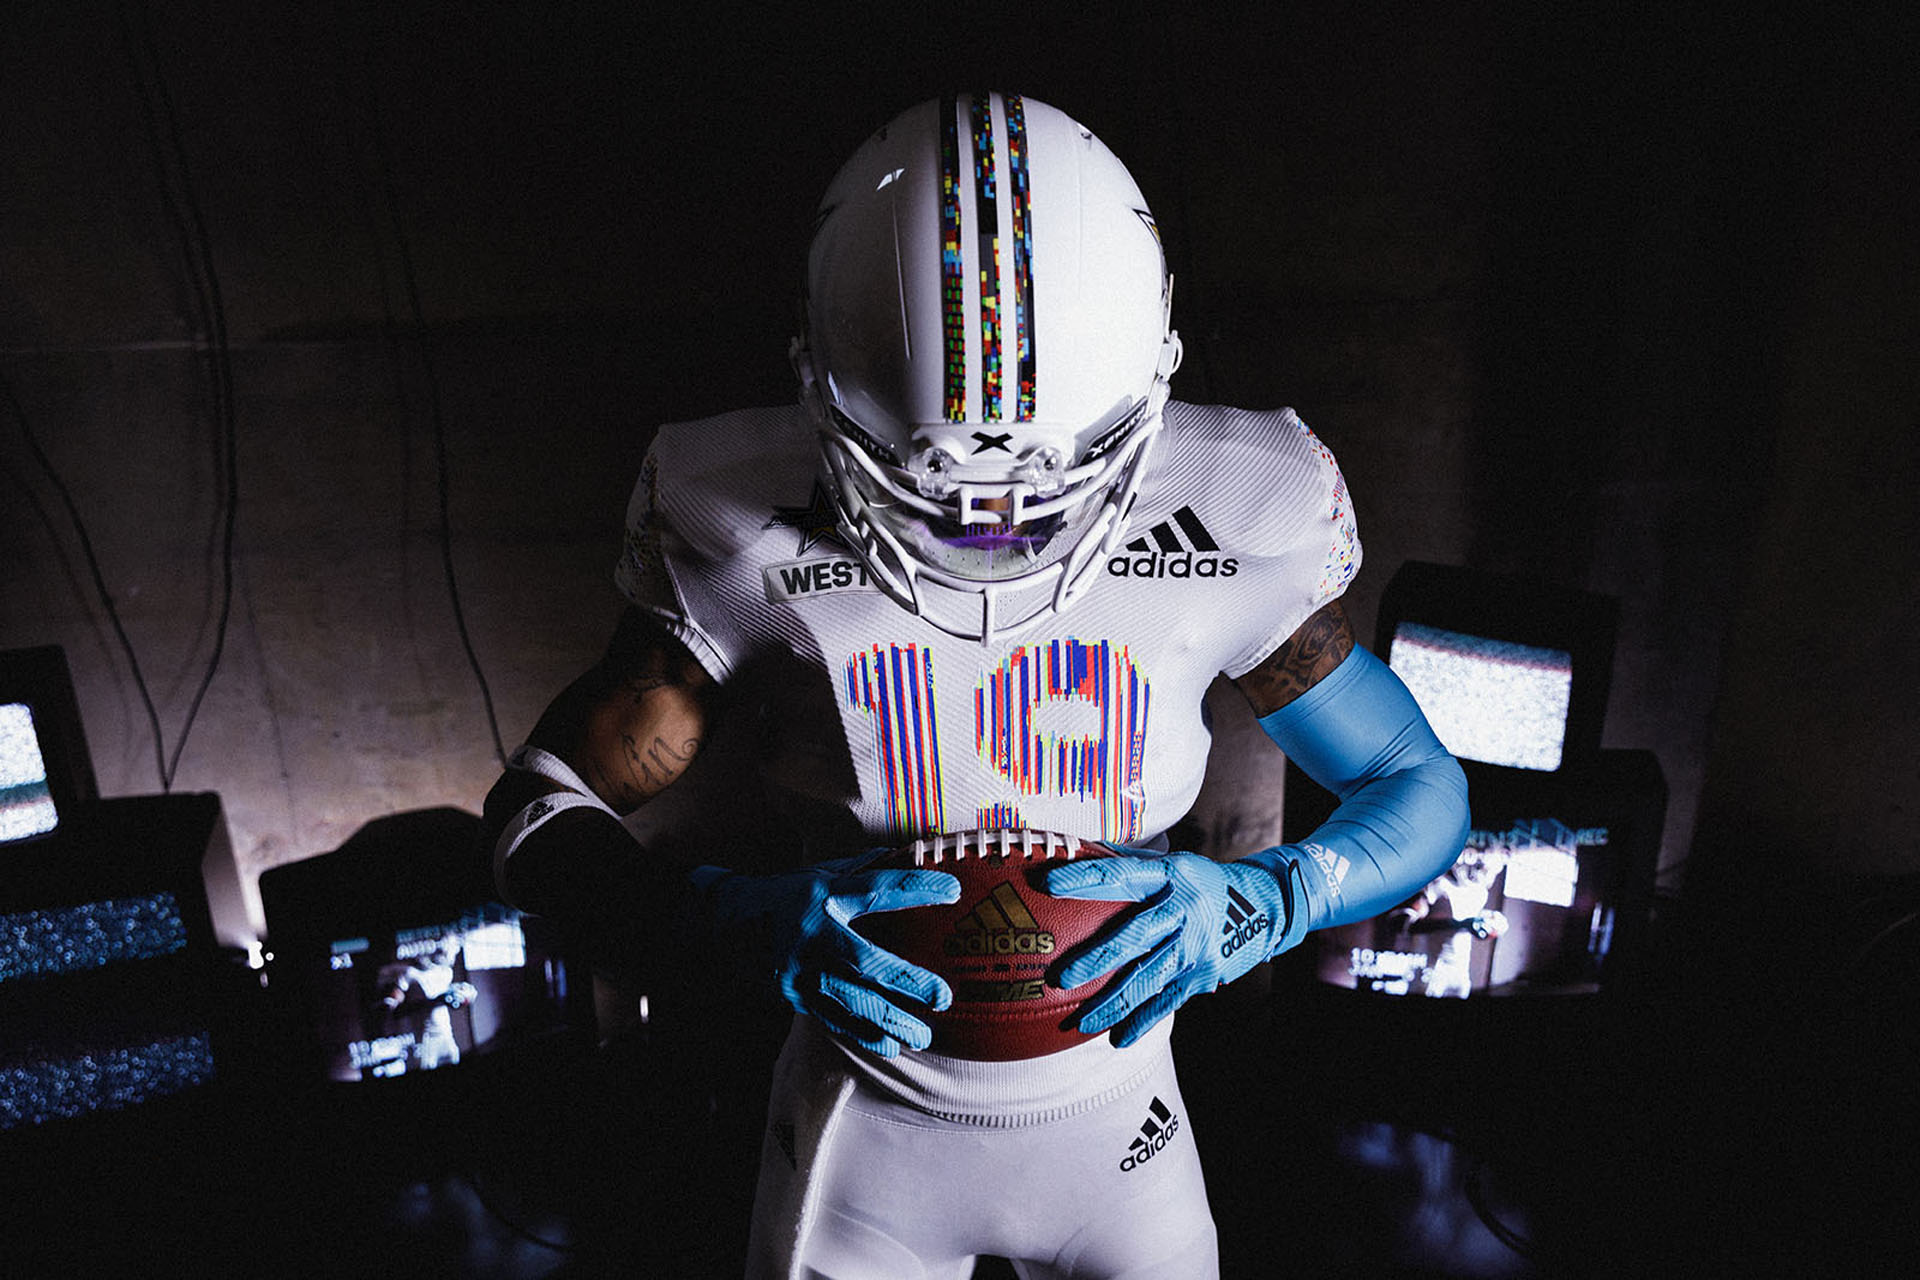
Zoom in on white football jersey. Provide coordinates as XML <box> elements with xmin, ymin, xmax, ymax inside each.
<box><xmin>613</xmin><ymin>401</ymin><xmax>1358</xmax><ymax>869</ymax></box>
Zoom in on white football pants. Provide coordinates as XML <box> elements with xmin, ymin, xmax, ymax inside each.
<box><xmin>746</xmin><ymin>1017</ymin><xmax>1219</xmax><ymax>1279</ymax></box>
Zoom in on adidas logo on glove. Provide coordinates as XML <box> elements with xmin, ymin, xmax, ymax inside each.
<box><xmin>1219</xmin><ymin>885</ymin><xmax>1271</xmax><ymax>960</ymax></box>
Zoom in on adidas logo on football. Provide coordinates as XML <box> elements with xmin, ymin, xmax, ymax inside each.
<box><xmin>1119</xmin><ymin>1096</ymin><xmax>1181</xmax><ymax>1172</ymax></box>
<box><xmin>1218</xmin><ymin>885</ymin><xmax>1271</xmax><ymax>961</ymax></box>
<box><xmin>946</xmin><ymin>883</ymin><xmax>1055</xmax><ymax>957</ymax></box>
<box><xmin>1107</xmin><ymin>506</ymin><xmax>1238</xmax><ymax>579</ymax></box>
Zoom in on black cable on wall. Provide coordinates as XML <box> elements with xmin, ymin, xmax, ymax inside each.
<box><xmin>118</xmin><ymin>0</ymin><xmax>241</xmax><ymax>793</ymax></box>
<box><xmin>355</xmin><ymin>0</ymin><xmax>510</xmax><ymax>768</ymax></box>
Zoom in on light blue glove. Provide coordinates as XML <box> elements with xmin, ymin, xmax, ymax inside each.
<box><xmin>689</xmin><ymin>855</ymin><xmax>961</xmax><ymax>1057</ymax></box>
<box><xmin>1045</xmin><ymin>849</ymin><xmax>1311</xmax><ymax>1048</ymax></box>
<box><xmin>1049</xmin><ymin>644</ymin><xmax>1469</xmax><ymax>1048</ymax></box>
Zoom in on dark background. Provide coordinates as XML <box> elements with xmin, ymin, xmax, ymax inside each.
<box><xmin>4</xmin><ymin>2</ymin><xmax>1916</xmax><ymax>1275</ymax></box>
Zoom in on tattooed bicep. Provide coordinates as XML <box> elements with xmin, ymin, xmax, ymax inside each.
<box><xmin>1233</xmin><ymin>599</ymin><xmax>1356</xmax><ymax>718</ymax></box>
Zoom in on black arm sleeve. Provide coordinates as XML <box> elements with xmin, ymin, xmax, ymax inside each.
<box><xmin>482</xmin><ymin>771</ymin><xmax>698</xmax><ymax>980</ymax></box>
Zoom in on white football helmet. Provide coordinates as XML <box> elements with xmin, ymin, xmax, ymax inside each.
<box><xmin>793</xmin><ymin>91</ymin><xmax>1183</xmax><ymax>642</ymax></box>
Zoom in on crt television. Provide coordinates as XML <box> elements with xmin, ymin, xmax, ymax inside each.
<box><xmin>1286</xmin><ymin>561</ymin><xmax>1663</xmax><ymax>1001</ymax></box>
<box><xmin>0</xmin><ymin>646</ymin><xmax>99</xmax><ymax>847</ymax></box>
<box><xmin>0</xmin><ymin>794</ymin><xmax>236</xmax><ymax>1132</ymax></box>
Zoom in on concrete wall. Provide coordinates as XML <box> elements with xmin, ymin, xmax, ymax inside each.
<box><xmin>1690</xmin><ymin>62</ymin><xmax>1920</xmax><ymax>882</ymax></box>
<box><xmin>4</xmin><ymin>4</ymin><xmax>1912</xmax><ymax>952</ymax></box>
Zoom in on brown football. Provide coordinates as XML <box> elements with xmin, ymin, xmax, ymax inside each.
<box><xmin>852</xmin><ymin>830</ymin><xmax>1129</xmax><ymax>1061</ymax></box>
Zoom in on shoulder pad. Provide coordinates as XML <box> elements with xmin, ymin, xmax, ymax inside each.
<box><xmin>1148</xmin><ymin>403</ymin><xmax>1357</xmax><ymax>564</ymax></box>
<box><xmin>640</xmin><ymin>405</ymin><xmax>817</xmax><ymax>560</ymax></box>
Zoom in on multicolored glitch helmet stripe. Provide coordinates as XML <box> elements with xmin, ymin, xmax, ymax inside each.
<box><xmin>1006</xmin><ymin>93</ymin><xmax>1036</xmax><ymax>423</ymax></box>
<box><xmin>940</xmin><ymin>95</ymin><xmax>966</xmax><ymax>421</ymax></box>
<box><xmin>970</xmin><ymin>93</ymin><xmax>1003</xmax><ymax>423</ymax></box>
<box><xmin>938</xmin><ymin>92</ymin><xmax>1036</xmax><ymax>427</ymax></box>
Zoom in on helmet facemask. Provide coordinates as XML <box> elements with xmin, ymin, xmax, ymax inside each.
<box><xmin>811</xmin><ymin>375</ymin><xmax>1173</xmax><ymax>641</ymax></box>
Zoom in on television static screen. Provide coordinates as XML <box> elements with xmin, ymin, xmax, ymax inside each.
<box><xmin>0</xmin><ymin>891</ymin><xmax>212</xmax><ymax>1129</ymax></box>
<box><xmin>1388</xmin><ymin>624</ymin><xmax>1573</xmax><ymax>771</ymax></box>
<box><xmin>0</xmin><ymin>702</ymin><xmax>58</xmax><ymax>842</ymax></box>
<box><xmin>0</xmin><ymin>893</ymin><xmax>190</xmax><ymax>985</ymax></box>
<box><xmin>1</xmin><ymin>1032</ymin><xmax>217</xmax><ymax>1131</ymax></box>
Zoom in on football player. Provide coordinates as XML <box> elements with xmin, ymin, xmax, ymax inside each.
<box><xmin>482</xmin><ymin>92</ymin><xmax>1468</xmax><ymax>1278</ymax></box>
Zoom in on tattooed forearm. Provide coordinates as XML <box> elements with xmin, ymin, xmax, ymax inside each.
<box><xmin>1234</xmin><ymin>599</ymin><xmax>1356</xmax><ymax>717</ymax></box>
<box><xmin>522</xmin><ymin>608</ymin><xmax>713</xmax><ymax>814</ymax></box>
<box><xmin>574</xmin><ymin>719</ymin><xmax>704</xmax><ymax>814</ymax></box>
<box><xmin>619</xmin><ymin>732</ymin><xmax>700</xmax><ymax>800</ymax></box>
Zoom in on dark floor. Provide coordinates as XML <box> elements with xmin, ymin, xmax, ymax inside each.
<box><xmin>7</xmin><ymin>947</ymin><xmax>1916</xmax><ymax>1279</ymax></box>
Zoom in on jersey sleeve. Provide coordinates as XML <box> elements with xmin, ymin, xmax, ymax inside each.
<box><xmin>1293</xmin><ymin>412</ymin><xmax>1362</xmax><ymax>607</ymax></box>
<box><xmin>1215</xmin><ymin>409</ymin><xmax>1362</xmax><ymax>680</ymax></box>
<box><xmin>610</xmin><ymin>407</ymin><xmax>825</xmax><ymax>685</ymax></box>
<box><xmin>611</xmin><ymin>435</ymin><xmax>736</xmax><ymax>683</ymax></box>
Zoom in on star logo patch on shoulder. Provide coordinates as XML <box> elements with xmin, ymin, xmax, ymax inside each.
<box><xmin>765</xmin><ymin>481</ymin><xmax>849</xmax><ymax>555</ymax></box>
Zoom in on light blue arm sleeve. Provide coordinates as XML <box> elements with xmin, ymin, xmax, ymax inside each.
<box><xmin>1243</xmin><ymin>646</ymin><xmax>1470</xmax><ymax>935</ymax></box>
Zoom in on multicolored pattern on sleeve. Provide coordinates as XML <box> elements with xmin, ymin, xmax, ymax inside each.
<box><xmin>612</xmin><ymin>453</ymin><xmax>669</xmax><ymax>608</ymax></box>
<box><xmin>1294</xmin><ymin>416</ymin><xmax>1360</xmax><ymax>605</ymax></box>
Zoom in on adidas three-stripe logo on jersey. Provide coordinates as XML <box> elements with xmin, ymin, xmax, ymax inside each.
<box><xmin>1107</xmin><ymin>506</ymin><xmax>1239</xmax><ymax>579</ymax></box>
